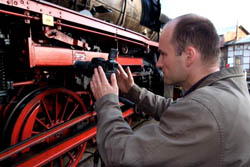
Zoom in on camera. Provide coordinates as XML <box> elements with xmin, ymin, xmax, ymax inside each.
<box><xmin>74</xmin><ymin>48</ymin><xmax>118</xmax><ymax>81</ymax></box>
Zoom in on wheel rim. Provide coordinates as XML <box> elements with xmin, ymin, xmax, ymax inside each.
<box><xmin>8</xmin><ymin>87</ymin><xmax>89</xmax><ymax>166</ymax></box>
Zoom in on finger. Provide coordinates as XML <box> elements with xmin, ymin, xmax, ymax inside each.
<box><xmin>90</xmin><ymin>80</ymin><xmax>95</xmax><ymax>92</ymax></box>
<box><xmin>126</xmin><ymin>66</ymin><xmax>133</xmax><ymax>80</ymax></box>
<box><xmin>117</xmin><ymin>70</ymin><xmax>121</xmax><ymax>76</ymax></box>
<box><xmin>90</xmin><ymin>81</ymin><xmax>97</xmax><ymax>99</ymax></box>
<box><xmin>98</xmin><ymin>66</ymin><xmax>109</xmax><ymax>84</ymax></box>
<box><xmin>93</xmin><ymin>68</ymin><xmax>103</xmax><ymax>89</ymax></box>
<box><xmin>110</xmin><ymin>73</ymin><xmax>117</xmax><ymax>87</ymax></box>
<box><xmin>118</xmin><ymin>64</ymin><xmax>128</xmax><ymax>78</ymax></box>
<box><xmin>90</xmin><ymin>80</ymin><xmax>94</xmax><ymax>91</ymax></box>
<box><xmin>91</xmin><ymin>75</ymin><xmax>98</xmax><ymax>91</ymax></box>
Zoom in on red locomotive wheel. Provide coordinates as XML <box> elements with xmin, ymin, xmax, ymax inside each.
<box><xmin>4</xmin><ymin>87</ymin><xmax>89</xmax><ymax>166</ymax></box>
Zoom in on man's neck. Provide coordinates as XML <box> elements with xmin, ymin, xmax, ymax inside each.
<box><xmin>182</xmin><ymin>65</ymin><xmax>220</xmax><ymax>91</ymax></box>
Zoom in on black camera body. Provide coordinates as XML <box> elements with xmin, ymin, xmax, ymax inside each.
<box><xmin>75</xmin><ymin>49</ymin><xmax>118</xmax><ymax>81</ymax></box>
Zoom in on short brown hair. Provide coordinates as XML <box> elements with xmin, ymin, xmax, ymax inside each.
<box><xmin>171</xmin><ymin>14</ymin><xmax>220</xmax><ymax>63</ymax></box>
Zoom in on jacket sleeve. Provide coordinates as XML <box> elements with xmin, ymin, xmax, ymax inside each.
<box><xmin>125</xmin><ymin>84</ymin><xmax>173</xmax><ymax>120</ymax></box>
<box><xmin>95</xmin><ymin>94</ymin><xmax>220</xmax><ymax>167</ymax></box>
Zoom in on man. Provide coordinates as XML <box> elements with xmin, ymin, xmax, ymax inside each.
<box><xmin>90</xmin><ymin>14</ymin><xmax>250</xmax><ymax>167</ymax></box>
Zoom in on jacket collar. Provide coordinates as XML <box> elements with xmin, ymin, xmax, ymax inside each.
<box><xmin>198</xmin><ymin>66</ymin><xmax>244</xmax><ymax>88</ymax></box>
<box><xmin>184</xmin><ymin>67</ymin><xmax>244</xmax><ymax>96</ymax></box>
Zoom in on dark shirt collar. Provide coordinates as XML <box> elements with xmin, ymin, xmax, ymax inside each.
<box><xmin>183</xmin><ymin>73</ymin><xmax>214</xmax><ymax>97</ymax></box>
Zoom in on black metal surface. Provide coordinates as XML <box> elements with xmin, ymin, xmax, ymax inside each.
<box><xmin>0</xmin><ymin>49</ymin><xmax>7</xmax><ymax>97</ymax></box>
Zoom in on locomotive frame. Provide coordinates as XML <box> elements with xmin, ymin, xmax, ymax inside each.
<box><xmin>0</xmin><ymin>0</ymin><xmax>163</xmax><ymax>166</ymax></box>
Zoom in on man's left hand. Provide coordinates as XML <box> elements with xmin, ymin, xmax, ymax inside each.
<box><xmin>90</xmin><ymin>66</ymin><xmax>118</xmax><ymax>100</ymax></box>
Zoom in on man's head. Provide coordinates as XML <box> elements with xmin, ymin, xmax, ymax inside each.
<box><xmin>172</xmin><ymin>14</ymin><xmax>220</xmax><ymax>62</ymax></box>
<box><xmin>157</xmin><ymin>14</ymin><xmax>220</xmax><ymax>89</ymax></box>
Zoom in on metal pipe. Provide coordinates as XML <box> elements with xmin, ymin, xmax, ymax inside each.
<box><xmin>0</xmin><ymin>9</ymin><xmax>40</xmax><ymax>20</ymax></box>
<box><xmin>12</xmin><ymin>80</ymin><xmax>35</xmax><ymax>87</ymax></box>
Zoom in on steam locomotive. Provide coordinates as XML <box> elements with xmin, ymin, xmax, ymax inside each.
<box><xmin>0</xmin><ymin>0</ymin><xmax>165</xmax><ymax>166</ymax></box>
<box><xmin>45</xmin><ymin>0</ymin><xmax>168</xmax><ymax>41</ymax></box>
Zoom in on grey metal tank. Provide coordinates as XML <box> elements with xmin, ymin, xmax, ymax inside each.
<box><xmin>46</xmin><ymin>0</ymin><xmax>168</xmax><ymax>41</ymax></box>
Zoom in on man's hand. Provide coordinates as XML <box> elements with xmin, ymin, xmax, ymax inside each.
<box><xmin>90</xmin><ymin>66</ymin><xmax>118</xmax><ymax>101</ymax></box>
<box><xmin>117</xmin><ymin>64</ymin><xmax>134</xmax><ymax>93</ymax></box>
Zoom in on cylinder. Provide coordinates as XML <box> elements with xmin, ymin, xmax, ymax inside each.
<box><xmin>46</xmin><ymin>0</ymin><xmax>162</xmax><ymax>41</ymax></box>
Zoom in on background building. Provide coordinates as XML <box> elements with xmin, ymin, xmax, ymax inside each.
<box><xmin>219</xmin><ymin>25</ymin><xmax>250</xmax><ymax>89</ymax></box>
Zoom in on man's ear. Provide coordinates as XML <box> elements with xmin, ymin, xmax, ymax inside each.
<box><xmin>184</xmin><ymin>46</ymin><xmax>196</xmax><ymax>67</ymax></box>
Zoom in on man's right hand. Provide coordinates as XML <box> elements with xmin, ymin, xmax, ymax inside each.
<box><xmin>117</xmin><ymin>64</ymin><xmax>134</xmax><ymax>93</ymax></box>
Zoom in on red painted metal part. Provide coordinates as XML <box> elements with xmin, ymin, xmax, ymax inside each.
<box><xmin>0</xmin><ymin>84</ymin><xmax>134</xmax><ymax>165</ymax></box>
<box><xmin>28</xmin><ymin>38</ymin><xmax>143</xmax><ymax>67</ymax></box>
<box><xmin>1</xmin><ymin>87</ymin><xmax>89</xmax><ymax>167</ymax></box>
<box><xmin>0</xmin><ymin>9</ymin><xmax>40</xmax><ymax>20</ymax></box>
<box><xmin>44</xmin><ymin>28</ymin><xmax>88</xmax><ymax>49</ymax></box>
<box><xmin>16</xmin><ymin>128</ymin><xmax>94</xmax><ymax>167</ymax></box>
<box><xmin>0</xmin><ymin>7</ymin><xmax>150</xmax><ymax>47</ymax></box>
<box><xmin>0</xmin><ymin>107</ymin><xmax>134</xmax><ymax>164</ymax></box>
<box><xmin>0</xmin><ymin>0</ymin><xmax>143</xmax><ymax>165</ymax></box>
<box><xmin>29</xmin><ymin>41</ymin><xmax>77</xmax><ymax>67</ymax></box>
<box><xmin>13</xmin><ymin>108</ymin><xmax>133</xmax><ymax>167</ymax></box>
<box><xmin>28</xmin><ymin>38</ymin><xmax>109</xmax><ymax>67</ymax></box>
<box><xmin>123</xmin><ymin>108</ymin><xmax>134</xmax><ymax>126</ymax></box>
<box><xmin>10</xmin><ymin>88</ymin><xmax>88</xmax><ymax>144</ymax></box>
<box><xmin>56</xmin><ymin>22</ymin><xmax>148</xmax><ymax>47</ymax></box>
<box><xmin>0</xmin><ymin>0</ymin><xmax>13</xmax><ymax>5</ymax></box>
<box><xmin>12</xmin><ymin>80</ymin><xmax>35</xmax><ymax>87</ymax></box>
<box><xmin>122</xmin><ymin>108</ymin><xmax>134</xmax><ymax>118</ymax></box>
<box><xmin>0</xmin><ymin>0</ymin><xmax>158</xmax><ymax>47</ymax></box>
<box><xmin>0</xmin><ymin>112</ymin><xmax>93</xmax><ymax>161</ymax></box>
<box><xmin>0</xmin><ymin>105</ymin><xmax>3</xmax><ymax>115</ymax></box>
<box><xmin>117</xmin><ymin>57</ymin><xmax>144</xmax><ymax>66</ymax></box>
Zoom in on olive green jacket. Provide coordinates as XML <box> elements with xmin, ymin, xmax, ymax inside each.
<box><xmin>95</xmin><ymin>67</ymin><xmax>250</xmax><ymax>167</ymax></box>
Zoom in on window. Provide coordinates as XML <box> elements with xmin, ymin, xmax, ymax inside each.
<box><xmin>228</xmin><ymin>51</ymin><xmax>234</xmax><ymax>57</ymax></box>
<box><xmin>228</xmin><ymin>57</ymin><xmax>234</xmax><ymax>64</ymax></box>
<box><xmin>235</xmin><ymin>45</ymin><xmax>243</xmax><ymax>50</ymax></box>
<box><xmin>243</xmin><ymin>64</ymin><xmax>249</xmax><ymax>70</ymax></box>
<box><xmin>227</xmin><ymin>44</ymin><xmax>250</xmax><ymax>70</ymax></box>
<box><xmin>235</xmin><ymin>50</ymin><xmax>243</xmax><ymax>55</ymax></box>
<box><xmin>243</xmin><ymin>57</ymin><xmax>250</xmax><ymax>64</ymax></box>
<box><xmin>244</xmin><ymin>50</ymin><xmax>250</xmax><ymax>56</ymax></box>
<box><xmin>228</xmin><ymin>46</ymin><xmax>234</xmax><ymax>51</ymax></box>
<box><xmin>235</xmin><ymin>56</ymin><xmax>242</xmax><ymax>66</ymax></box>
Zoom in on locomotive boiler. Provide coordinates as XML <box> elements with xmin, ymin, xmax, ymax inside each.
<box><xmin>0</xmin><ymin>0</ymin><xmax>164</xmax><ymax>166</ymax></box>
<box><xmin>45</xmin><ymin>0</ymin><xmax>168</xmax><ymax>41</ymax></box>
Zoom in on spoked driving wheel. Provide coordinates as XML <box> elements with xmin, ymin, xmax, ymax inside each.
<box><xmin>3</xmin><ymin>87</ymin><xmax>89</xmax><ymax>166</ymax></box>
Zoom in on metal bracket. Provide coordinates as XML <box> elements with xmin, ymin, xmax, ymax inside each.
<box><xmin>24</xmin><ymin>10</ymin><xmax>30</xmax><ymax>24</ymax></box>
<box><xmin>44</xmin><ymin>27</ymin><xmax>88</xmax><ymax>49</ymax></box>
